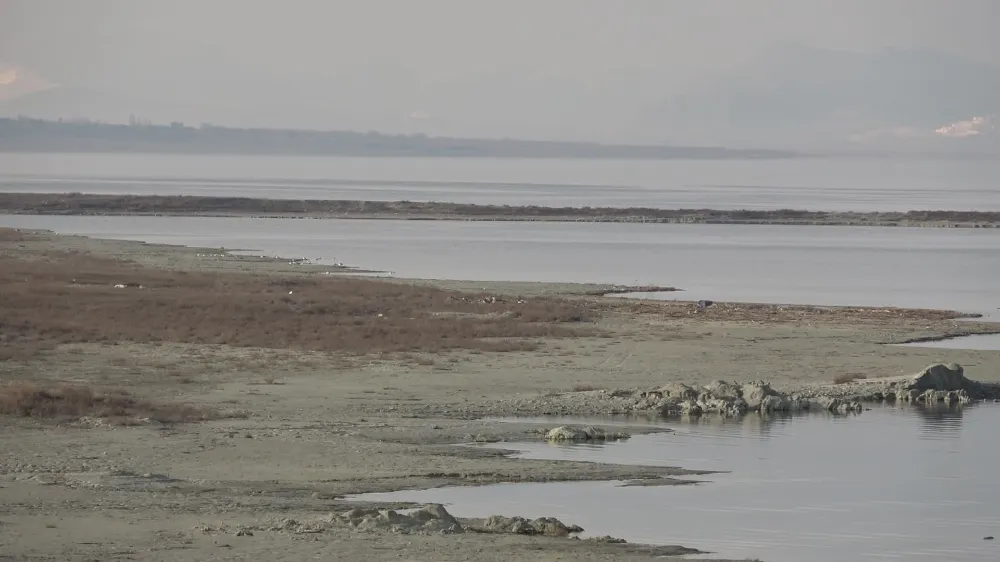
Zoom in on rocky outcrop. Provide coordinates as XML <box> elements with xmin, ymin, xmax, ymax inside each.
<box><xmin>342</xmin><ymin>506</ymin><xmax>464</xmax><ymax>534</ymax></box>
<box><xmin>197</xmin><ymin>505</ymin><xmax>465</xmax><ymax>536</ymax></box>
<box><xmin>906</xmin><ymin>363</ymin><xmax>968</xmax><ymax>391</ymax></box>
<box><xmin>478</xmin><ymin>515</ymin><xmax>584</xmax><ymax>537</ymax></box>
<box><xmin>197</xmin><ymin>504</ymin><xmax>591</xmax><ymax>539</ymax></box>
<box><xmin>545</xmin><ymin>425</ymin><xmax>630</xmax><ymax>442</ymax></box>
<box><xmin>635</xmin><ymin>380</ymin><xmax>863</xmax><ymax>417</ymax></box>
<box><xmin>198</xmin><ymin>504</ymin><xmax>596</xmax><ymax>537</ymax></box>
<box><xmin>826</xmin><ymin>363</ymin><xmax>998</xmax><ymax>405</ymax></box>
<box><xmin>529</xmin><ymin>363</ymin><xmax>996</xmax><ymax>420</ymax></box>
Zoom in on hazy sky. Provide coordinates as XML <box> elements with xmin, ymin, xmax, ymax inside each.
<box><xmin>2</xmin><ymin>0</ymin><xmax>998</xmax><ymax>142</ymax></box>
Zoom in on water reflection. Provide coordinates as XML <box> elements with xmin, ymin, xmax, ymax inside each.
<box><xmin>491</xmin><ymin>408</ymin><xmax>865</xmax><ymax>442</ymax></box>
<box><xmin>914</xmin><ymin>403</ymin><xmax>965</xmax><ymax>441</ymax></box>
<box><xmin>357</xmin><ymin>405</ymin><xmax>1000</xmax><ymax>562</ymax></box>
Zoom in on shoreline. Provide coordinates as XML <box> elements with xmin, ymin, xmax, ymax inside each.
<box><xmin>3</xmin><ymin>192</ymin><xmax>1000</xmax><ymax>228</ymax></box>
<box><xmin>3</xmin><ymin>228</ymin><xmax>1000</xmax><ymax>561</ymax></box>
<box><xmin>4</xmin><ymin>226</ymin><xmax>994</xmax><ymax>323</ymax></box>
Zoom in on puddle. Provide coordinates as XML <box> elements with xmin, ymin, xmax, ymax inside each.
<box><xmin>351</xmin><ymin>405</ymin><xmax>1000</xmax><ymax>561</ymax></box>
<box><xmin>897</xmin><ymin>333</ymin><xmax>1000</xmax><ymax>351</ymax></box>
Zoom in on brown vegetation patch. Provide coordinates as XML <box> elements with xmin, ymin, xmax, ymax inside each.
<box><xmin>0</xmin><ymin>249</ymin><xmax>594</xmax><ymax>360</ymax></box>
<box><xmin>0</xmin><ymin>227</ymin><xmax>38</xmax><ymax>242</ymax></box>
<box><xmin>0</xmin><ymin>382</ymin><xmax>237</xmax><ymax>424</ymax></box>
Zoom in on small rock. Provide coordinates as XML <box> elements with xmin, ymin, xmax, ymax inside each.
<box><xmin>545</xmin><ymin>426</ymin><xmax>629</xmax><ymax>442</ymax></box>
<box><xmin>590</xmin><ymin>535</ymin><xmax>627</xmax><ymax>544</ymax></box>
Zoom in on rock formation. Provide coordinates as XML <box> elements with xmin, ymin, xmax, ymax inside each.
<box><xmin>558</xmin><ymin>363</ymin><xmax>998</xmax><ymax>419</ymax></box>
<box><xmin>479</xmin><ymin>515</ymin><xmax>584</xmax><ymax>537</ymax></box>
<box><xmin>634</xmin><ymin>380</ymin><xmax>863</xmax><ymax>417</ymax></box>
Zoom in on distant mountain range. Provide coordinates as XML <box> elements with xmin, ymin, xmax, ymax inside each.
<box><xmin>0</xmin><ymin>117</ymin><xmax>800</xmax><ymax>160</ymax></box>
<box><xmin>643</xmin><ymin>44</ymin><xmax>999</xmax><ymax>151</ymax></box>
<box><xmin>2</xmin><ymin>45</ymin><xmax>998</xmax><ymax>154</ymax></box>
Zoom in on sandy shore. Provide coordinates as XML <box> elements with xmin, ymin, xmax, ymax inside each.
<box><xmin>3</xmin><ymin>192</ymin><xmax>1000</xmax><ymax>228</ymax></box>
<box><xmin>2</xmin><ymin>227</ymin><xmax>999</xmax><ymax>561</ymax></box>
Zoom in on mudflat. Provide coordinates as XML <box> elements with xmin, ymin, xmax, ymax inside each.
<box><xmin>2</xmin><ymin>226</ymin><xmax>999</xmax><ymax>561</ymax></box>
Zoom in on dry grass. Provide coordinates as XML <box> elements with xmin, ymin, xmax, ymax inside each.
<box><xmin>0</xmin><ymin>248</ymin><xmax>595</xmax><ymax>360</ymax></box>
<box><xmin>0</xmin><ymin>382</ymin><xmax>239</xmax><ymax>423</ymax></box>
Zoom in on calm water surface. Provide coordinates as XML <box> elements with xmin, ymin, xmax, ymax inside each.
<box><xmin>2</xmin><ymin>214</ymin><xmax>997</xmax><ymax>319</ymax></box>
<box><xmin>1</xmin><ymin>153</ymin><xmax>998</xmax><ymax>211</ymax></box>
<box><xmin>353</xmin><ymin>406</ymin><xmax>1000</xmax><ymax>562</ymax></box>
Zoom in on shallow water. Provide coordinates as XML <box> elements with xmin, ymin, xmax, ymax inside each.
<box><xmin>897</xmin><ymin>334</ymin><xmax>1000</xmax><ymax>351</ymax></box>
<box><xmin>352</xmin><ymin>406</ymin><xmax>1000</xmax><ymax>562</ymax></box>
<box><xmin>2</xmin><ymin>153</ymin><xmax>999</xmax><ymax>212</ymax></box>
<box><xmin>2</xmin><ymin>214</ymin><xmax>997</xmax><ymax>319</ymax></box>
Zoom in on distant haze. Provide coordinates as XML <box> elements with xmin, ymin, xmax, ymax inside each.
<box><xmin>1</xmin><ymin>0</ymin><xmax>998</xmax><ymax>150</ymax></box>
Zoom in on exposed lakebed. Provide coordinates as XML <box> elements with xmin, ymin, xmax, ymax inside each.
<box><xmin>353</xmin><ymin>405</ymin><xmax>1000</xmax><ymax>562</ymax></box>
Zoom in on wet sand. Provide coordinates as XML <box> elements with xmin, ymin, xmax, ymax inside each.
<box><xmin>2</xmin><ymin>228</ymin><xmax>1000</xmax><ymax>561</ymax></box>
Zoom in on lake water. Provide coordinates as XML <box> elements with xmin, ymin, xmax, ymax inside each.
<box><xmin>352</xmin><ymin>405</ymin><xmax>1000</xmax><ymax>562</ymax></box>
<box><xmin>2</xmin><ymin>214</ymin><xmax>998</xmax><ymax>319</ymax></box>
<box><xmin>1</xmin><ymin>153</ymin><xmax>999</xmax><ymax>211</ymax></box>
